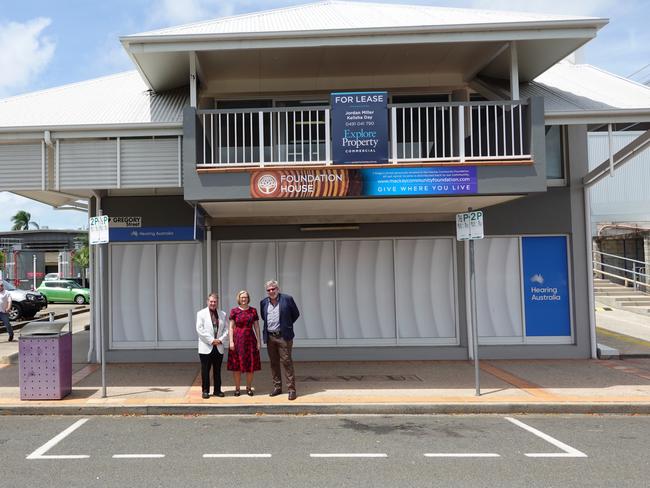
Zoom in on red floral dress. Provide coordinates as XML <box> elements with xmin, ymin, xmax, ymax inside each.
<box><xmin>226</xmin><ymin>307</ymin><xmax>261</xmax><ymax>373</ymax></box>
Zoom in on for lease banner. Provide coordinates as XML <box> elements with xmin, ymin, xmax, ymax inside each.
<box><xmin>331</xmin><ymin>91</ymin><xmax>388</xmax><ymax>165</ymax></box>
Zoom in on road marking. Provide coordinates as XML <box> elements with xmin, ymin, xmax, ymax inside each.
<box><xmin>203</xmin><ymin>454</ymin><xmax>272</xmax><ymax>458</ymax></box>
<box><xmin>424</xmin><ymin>453</ymin><xmax>500</xmax><ymax>458</ymax></box>
<box><xmin>310</xmin><ymin>453</ymin><xmax>388</xmax><ymax>458</ymax></box>
<box><xmin>505</xmin><ymin>417</ymin><xmax>587</xmax><ymax>458</ymax></box>
<box><xmin>113</xmin><ymin>454</ymin><xmax>165</xmax><ymax>459</ymax></box>
<box><xmin>26</xmin><ymin>418</ymin><xmax>90</xmax><ymax>460</ymax></box>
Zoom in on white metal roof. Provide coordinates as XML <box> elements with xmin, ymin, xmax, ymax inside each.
<box><xmin>122</xmin><ymin>0</ymin><xmax>606</xmax><ymax>91</ymax></box>
<box><xmin>130</xmin><ymin>0</ymin><xmax>600</xmax><ymax>37</ymax></box>
<box><xmin>523</xmin><ymin>62</ymin><xmax>650</xmax><ymax>123</ymax></box>
<box><xmin>2</xmin><ymin>61</ymin><xmax>649</xmax><ymax>132</ymax></box>
<box><xmin>0</xmin><ymin>71</ymin><xmax>187</xmax><ymax>131</ymax></box>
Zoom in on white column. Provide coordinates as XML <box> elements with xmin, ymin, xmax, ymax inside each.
<box><xmin>510</xmin><ymin>42</ymin><xmax>519</xmax><ymax>101</ymax></box>
<box><xmin>189</xmin><ymin>52</ymin><xmax>197</xmax><ymax>108</ymax></box>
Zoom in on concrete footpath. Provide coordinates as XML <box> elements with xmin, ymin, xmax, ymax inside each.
<box><xmin>1</xmin><ymin>310</ymin><xmax>650</xmax><ymax>415</ymax></box>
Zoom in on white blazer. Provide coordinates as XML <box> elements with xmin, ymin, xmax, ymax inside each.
<box><xmin>196</xmin><ymin>307</ymin><xmax>228</xmax><ymax>354</ymax></box>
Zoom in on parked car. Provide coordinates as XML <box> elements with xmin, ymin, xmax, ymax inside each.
<box><xmin>43</xmin><ymin>274</ymin><xmax>88</xmax><ymax>288</ymax></box>
<box><xmin>2</xmin><ymin>280</ymin><xmax>48</xmax><ymax>321</ymax></box>
<box><xmin>37</xmin><ymin>280</ymin><xmax>90</xmax><ymax>305</ymax></box>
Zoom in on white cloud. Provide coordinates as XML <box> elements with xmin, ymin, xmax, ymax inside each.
<box><xmin>148</xmin><ymin>0</ymin><xmax>237</xmax><ymax>27</ymax></box>
<box><xmin>0</xmin><ymin>192</ymin><xmax>87</xmax><ymax>231</ymax></box>
<box><xmin>0</xmin><ymin>17</ymin><xmax>56</xmax><ymax>97</ymax></box>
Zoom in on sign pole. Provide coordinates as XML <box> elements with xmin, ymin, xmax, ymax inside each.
<box><xmin>456</xmin><ymin>208</ymin><xmax>484</xmax><ymax>396</ymax></box>
<box><xmin>89</xmin><ymin>213</ymin><xmax>109</xmax><ymax>398</ymax></box>
<box><xmin>469</xmin><ymin>236</ymin><xmax>480</xmax><ymax>396</ymax></box>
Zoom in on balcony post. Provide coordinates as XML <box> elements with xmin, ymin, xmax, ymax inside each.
<box><xmin>325</xmin><ymin>108</ymin><xmax>331</xmax><ymax>164</ymax></box>
<box><xmin>458</xmin><ymin>106</ymin><xmax>465</xmax><ymax>163</ymax></box>
<box><xmin>259</xmin><ymin>111</ymin><xmax>265</xmax><ymax>167</ymax></box>
<box><xmin>391</xmin><ymin>107</ymin><xmax>397</xmax><ymax>164</ymax></box>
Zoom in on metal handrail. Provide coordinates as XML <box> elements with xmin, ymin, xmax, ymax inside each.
<box><xmin>594</xmin><ymin>261</ymin><xmax>650</xmax><ymax>280</ymax></box>
<box><xmin>593</xmin><ymin>250</ymin><xmax>645</xmax><ymax>267</ymax></box>
<box><xmin>593</xmin><ymin>268</ymin><xmax>650</xmax><ymax>292</ymax></box>
<box><xmin>592</xmin><ymin>252</ymin><xmax>649</xmax><ymax>294</ymax></box>
<box><xmin>195</xmin><ymin>99</ymin><xmax>531</xmax><ymax>167</ymax></box>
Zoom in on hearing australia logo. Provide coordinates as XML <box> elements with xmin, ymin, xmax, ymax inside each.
<box><xmin>529</xmin><ymin>273</ymin><xmax>561</xmax><ymax>301</ymax></box>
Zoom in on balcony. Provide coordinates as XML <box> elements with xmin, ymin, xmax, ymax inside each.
<box><xmin>194</xmin><ymin>100</ymin><xmax>532</xmax><ymax>170</ymax></box>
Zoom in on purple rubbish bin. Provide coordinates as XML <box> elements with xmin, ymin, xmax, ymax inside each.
<box><xmin>19</xmin><ymin>320</ymin><xmax>72</xmax><ymax>400</ymax></box>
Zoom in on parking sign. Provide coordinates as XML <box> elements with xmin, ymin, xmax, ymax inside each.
<box><xmin>456</xmin><ymin>211</ymin><xmax>484</xmax><ymax>241</ymax></box>
<box><xmin>89</xmin><ymin>215</ymin><xmax>109</xmax><ymax>245</ymax></box>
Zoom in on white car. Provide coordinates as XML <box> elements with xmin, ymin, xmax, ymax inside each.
<box><xmin>43</xmin><ymin>273</ymin><xmax>60</xmax><ymax>281</ymax></box>
<box><xmin>1</xmin><ymin>280</ymin><xmax>48</xmax><ymax>321</ymax></box>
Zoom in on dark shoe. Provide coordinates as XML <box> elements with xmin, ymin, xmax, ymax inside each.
<box><xmin>8</xmin><ymin>334</ymin><xmax>14</xmax><ymax>342</ymax></box>
<box><xmin>246</xmin><ymin>388</ymin><xmax>254</xmax><ymax>396</ymax></box>
<box><xmin>269</xmin><ymin>388</ymin><xmax>282</xmax><ymax>397</ymax></box>
<box><xmin>202</xmin><ymin>392</ymin><xmax>210</xmax><ymax>399</ymax></box>
<box><xmin>288</xmin><ymin>391</ymin><xmax>297</xmax><ymax>401</ymax></box>
<box><xmin>234</xmin><ymin>389</ymin><xmax>241</xmax><ymax>397</ymax></box>
<box><xmin>213</xmin><ymin>391</ymin><xmax>225</xmax><ymax>398</ymax></box>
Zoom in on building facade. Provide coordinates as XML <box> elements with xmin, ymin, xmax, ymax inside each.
<box><xmin>2</xmin><ymin>1</ymin><xmax>650</xmax><ymax>362</ymax></box>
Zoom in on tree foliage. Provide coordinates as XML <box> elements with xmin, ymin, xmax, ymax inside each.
<box><xmin>72</xmin><ymin>234</ymin><xmax>89</xmax><ymax>287</ymax></box>
<box><xmin>11</xmin><ymin>210</ymin><xmax>39</xmax><ymax>231</ymax></box>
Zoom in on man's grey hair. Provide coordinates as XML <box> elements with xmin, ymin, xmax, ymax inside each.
<box><xmin>265</xmin><ymin>280</ymin><xmax>279</xmax><ymax>290</ymax></box>
<box><xmin>207</xmin><ymin>292</ymin><xmax>219</xmax><ymax>300</ymax></box>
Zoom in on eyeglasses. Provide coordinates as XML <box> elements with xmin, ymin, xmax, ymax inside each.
<box><xmin>266</xmin><ymin>287</ymin><xmax>277</xmax><ymax>292</ymax></box>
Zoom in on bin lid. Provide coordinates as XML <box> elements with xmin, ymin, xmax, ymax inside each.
<box><xmin>19</xmin><ymin>320</ymin><xmax>69</xmax><ymax>337</ymax></box>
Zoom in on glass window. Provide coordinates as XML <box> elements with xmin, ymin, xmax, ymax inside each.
<box><xmin>545</xmin><ymin>125</ymin><xmax>565</xmax><ymax>180</ymax></box>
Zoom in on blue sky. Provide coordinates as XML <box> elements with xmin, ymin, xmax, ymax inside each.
<box><xmin>1</xmin><ymin>0</ymin><xmax>649</xmax><ymax>230</ymax></box>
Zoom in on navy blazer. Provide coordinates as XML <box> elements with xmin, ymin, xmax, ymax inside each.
<box><xmin>260</xmin><ymin>293</ymin><xmax>300</xmax><ymax>343</ymax></box>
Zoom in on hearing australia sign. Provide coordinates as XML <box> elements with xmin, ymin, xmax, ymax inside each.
<box><xmin>331</xmin><ymin>91</ymin><xmax>388</xmax><ymax>165</ymax></box>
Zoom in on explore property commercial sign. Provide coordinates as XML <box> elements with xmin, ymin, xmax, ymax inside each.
<box><xmin>331</xmin><ymin>91</ymin><xmax>388</xmax><ymax>165</ymax></box>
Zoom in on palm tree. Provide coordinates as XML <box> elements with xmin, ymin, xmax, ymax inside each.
<box><xmin>10</xmin><ymin>210</ymin><xmax>40</xmax><ymax>231</ymax></box>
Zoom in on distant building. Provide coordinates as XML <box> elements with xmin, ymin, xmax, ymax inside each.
<box><xmin>0</xmin><ymin>229</ymin><xmax>86</xmax><ymax>289</ymax></box>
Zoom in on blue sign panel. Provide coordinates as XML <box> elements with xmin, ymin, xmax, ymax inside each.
<box><xmin>360</xmin><ymin>166</ymin><xmax>477</xmax><ymax>196</ymax></box>
<box><xmin>331</xmin><ymin>91</ymin><xmax>388</xmax><ymax>165</ymax></box>
<box><xmin>522</xmin><ymin>236</ymin><xmax>571</xmax><ymax>337</ymax></box>
<box><xmin>110</xmin><ymin>227</ymin><xmax>195</xmax><ymax>242</ymax></box>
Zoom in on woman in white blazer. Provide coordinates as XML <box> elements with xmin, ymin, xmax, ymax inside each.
<box><xmin>196</xmin><ymin>292</ymin><xmax>228</xmax><ymax>399</ymax></box>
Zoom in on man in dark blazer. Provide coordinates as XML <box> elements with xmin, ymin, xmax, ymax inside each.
<box><xmin>260</xmin><ymin>280</ymin><xmax>300</xmax><ymax>400</ymax></box>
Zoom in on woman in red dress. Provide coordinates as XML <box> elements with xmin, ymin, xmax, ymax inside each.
<box><xmin>227</xmin><ymin>290</ymin><xmax>261</xmax><ymax>396</ymax></box>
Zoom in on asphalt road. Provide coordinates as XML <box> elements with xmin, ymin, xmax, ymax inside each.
<box><xmin>1</xmin><ymin>414</ymin><xmax>649</xmax><ymax>487</ymax></box>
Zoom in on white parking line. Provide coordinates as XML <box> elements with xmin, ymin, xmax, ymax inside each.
<box><xmin>26</xmin><ymin>418</ymin><xmax>90</xmax><ymax>460</ymax></box>
<box><xmin>424</xmin><ymin>453</ymin><xmax>500</xmax><ymax>458</ymax></box>
<box><xmin>203</xmin><ymin>454</ymin><xmax>272</xmax><ymax>458</ymax></box>
<box><xmin>310</xmin><ymin>453</ymin><xmax>388</xmax><ymax>458</ymax></box>
<box><xmin>113</xmin><ymin>454</ymin><xmax>166</xmax><ymax>459</ymax></box>
<box><xmin>505</xmin><ymin>417</ymin><xmax>588</xmax><ymax>458</ymax></box>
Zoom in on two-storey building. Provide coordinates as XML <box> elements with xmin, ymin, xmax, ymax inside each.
<box><xmin>2</xmin><ymin>1</ymin><xmax>650</xmax><ymax>362</ymax></box>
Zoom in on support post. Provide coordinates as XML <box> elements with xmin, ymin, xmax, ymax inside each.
<box><xmin>189</xmin><ymin>52</ymin><xmax>197</xmax><ymax>108</ymax></box>
<box><xmin>510</xmin><ymin>41</ymin><xmax>519</xmax><ymax>101</ymax></box>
